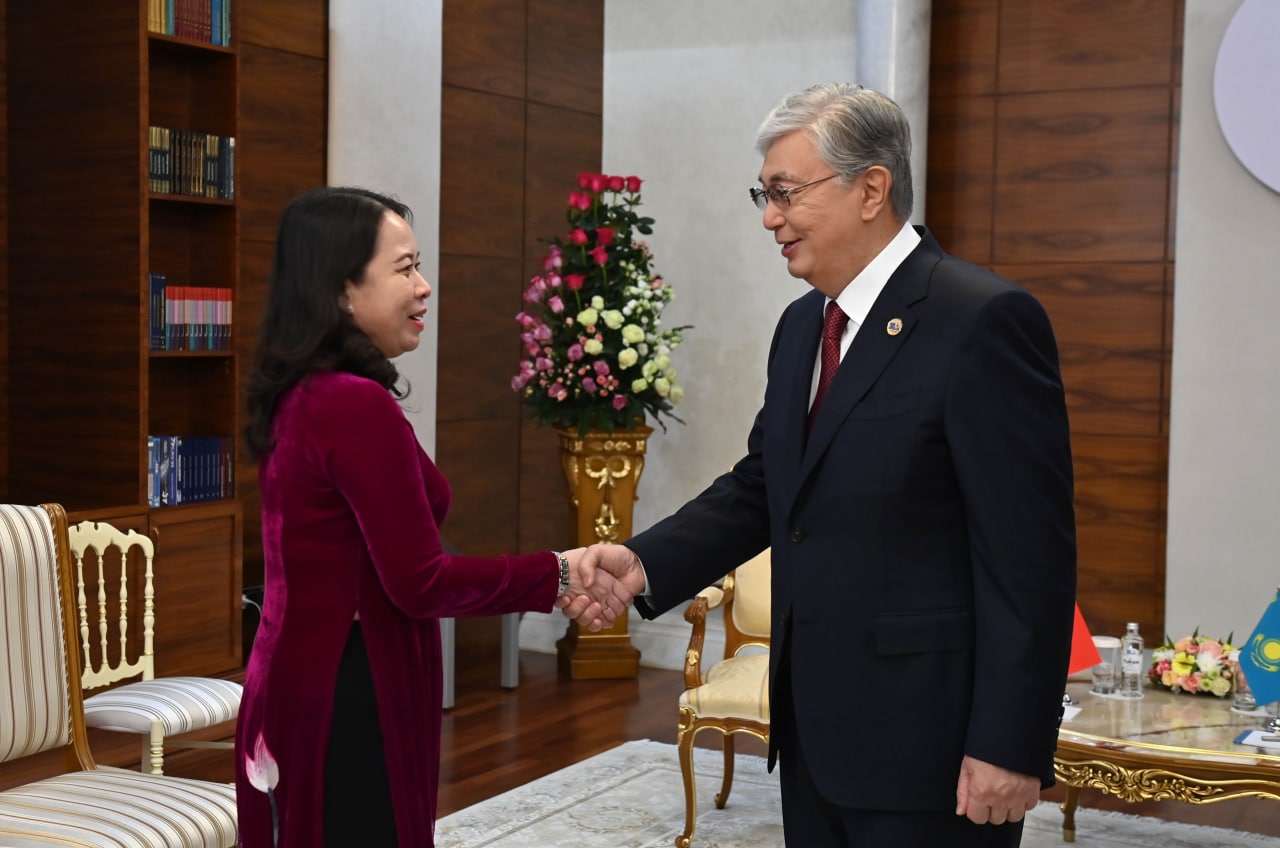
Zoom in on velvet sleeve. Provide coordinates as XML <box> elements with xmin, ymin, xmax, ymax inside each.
<box><xmin>309</xmin><ymin>374</ymin><xmax>557</xmax><ymax>618</ymax></box>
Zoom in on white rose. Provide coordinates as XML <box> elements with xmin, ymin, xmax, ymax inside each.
<box><xmin>1208</xmin><ymin>676</ymin><xmax>1232</xmax><ymax>697</ymax></box>
<box><xmin>653</xmin><ymin>378</ymin><xmax>671</xmax><ymax>397</ymax></box>
<box><xmin>654</xmin><ymin>354</ymin><xmax>670</xmax><ymax>371</ymax></box>
<box><xmin>617</xmin><ymin>348</ymin><xmax>639</xmax><ymax>369</ymax></box>
<box><xmin>590</xmin><ymin>295</ymin><xmax>605</xmax><ymax>310</ymax></box>
<box><xmin>621</xmin><ymin>324</ymin><xmax>645</xmax><ymax>344</ymax></box>
<box><xmin>637</xmin><ymin>343</ymin><xmax>649</xmax><ymax>356</ymax></box>
<box><xmin>631</xmin><ymin>378</ymin><xmax>649</xmax><ymax>393</ymax></box>
<box><xmin>670</xmin><ymin>385</ymin><xmax>684</xmax><ymax>403</ymax></box>
<box><xmin>583</xmin><ymin>339</ymin><xmax>603</xmax><ymax>355</ymax></box>
<box><xmin>577</xmin><ymin>308</ymin><xmax>599</xmax><ymax>327</ymax></box>
<box><xmin>602</xmin><ymin>310</ymin><xmax>625</xmax><ymax>330</ymax></box>
<box><xmin>642</xmin><ymin>360</ymin><xmax>658</xmax><ymax>379</ymax></box>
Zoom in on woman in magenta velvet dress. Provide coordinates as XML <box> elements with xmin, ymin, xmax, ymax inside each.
<box><xmin>236</xmin><ymin>187</ymin><xmax>622</xmax><ymax>847</ymax></box>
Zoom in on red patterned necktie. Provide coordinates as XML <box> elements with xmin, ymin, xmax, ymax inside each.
<box><xmin>808</xmin><ymin>301</ymin><xmax>849</xmax><ymax>433</ymax></box>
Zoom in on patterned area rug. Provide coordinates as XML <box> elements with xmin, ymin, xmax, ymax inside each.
<box><xmin>436</xmin><ymin>739</ymin><xmax>1279</xmax><ymax>847</ymax></box>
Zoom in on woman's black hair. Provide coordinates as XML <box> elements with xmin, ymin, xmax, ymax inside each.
<box><xmin>244</xmin><ymin>186</ymin><xmax>413</xmax><ymax>459</ymax></box>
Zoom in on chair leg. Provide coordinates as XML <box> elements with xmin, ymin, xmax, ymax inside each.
<box><xmin>714</xmin><ymin>732</ymin><xmax>735</xmax><ymax>809</ymax></box>
<box><xmin>675</xmin><ymin>722</ymin><xmax>698</xmax><ymax>848</ymax></box>
<box><xmin>146</xmin><ymin>722</ymin><xmax>165</xmax><ymax>775</ymax></box>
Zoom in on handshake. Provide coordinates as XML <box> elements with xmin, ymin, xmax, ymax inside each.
<box><xmin>553</xmin><ymin>545</ymin><xmax>648</xmax><ymax>632</ymax></box>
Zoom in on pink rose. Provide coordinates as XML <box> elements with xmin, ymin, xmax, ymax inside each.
<box><xmin>547</xmin><ymin>383</ymin><xmax>568</xmax><ymax>401</ymax></box>
<box><xmin>569</xmin><ymin>228</ymin><xmax>589</xmax><ymax>245</ymax></box>
<box><xmin>547</xmin><ymin>295</ymin><xmax>564</xmax><ymax>314</ymax></box>
<box><xmin>582</xmin><ymin>377</ymin><xmax>598</xmax><ymax>393</ymax></box>
<box><xmin>565</xmin><ymin>274</ymin><xmax>585</xmax><ymax>291</ymax></box>
<box><xmin>577</xmin><ymin>173</ymin><xmax>595</xmax><ymax>190</ymax></box>
<box><xmin>535</xmin><ymin>357</ymin><xmax>553</xmax><ymax>372</ymax></box>
<box><xmin>1181</xmin><ymin>673</ymin><xmax>1202</xmax><ymax>693</ymax></box>
<box><xmin>625</xmin><ymin>176</ymin><xmax>642</xmax><ymax>192</ymax></box>
<box><xmin>608</xmin><ymin>175</ymin><xmax>624</xmax><ymax>191</ymax></box>
<box><xmin>532</xmin><ymin>324</ymin><xmax>552</xmax><ymax>342</ymax></box>
<box><xmin>612</xmin><ymin>394</ymin><xmax>628</xmax><ymax>410</ymax></box>
<box><xmin>516</xmin><ymin>312</ymin><xmax>536</xmax><ymax>328</ymax></box>
<box><xmin>589</xmin><ymin>246</ymin><xmax>609</xmax><ymax>265</ymax></box>
<box><xmin>593</xmin><ymin>360</ymin><xmax>610</xmax><ymax>376</ymax></box>
<box><xmin>1198</xmin><ymin>639</ymin><xmax>1223</xmax><ymax>659</ymax></box>
<box><xmin>543</xmin><ymin>246</ymin><xmax>563</xmax><ymax>271</ymax></box>
<box><xmin>589</xmin><ymin>174</ymin><xmax>608</xmax><ymax>193</ymax></box>
<box><xmin>596</xmin><ymin>227</ymin><xmax>615</xmax><ymax>245</ymax></box>
<box><xmin>567</xmin><ymin>344</ymin><xmax>584</xmax><ymax>362</ymax></box>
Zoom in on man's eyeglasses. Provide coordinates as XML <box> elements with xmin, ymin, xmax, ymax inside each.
<box><xmin>749</xmin><ymin>173</ymin><xmax>839</xmax><ymax>210</ymax></box>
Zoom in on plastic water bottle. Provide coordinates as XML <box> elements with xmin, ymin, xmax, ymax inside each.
<box><xmin>1120</xmin><ymin>621</ymin><xmax>1145</xmax><ymax>699</ymax></box>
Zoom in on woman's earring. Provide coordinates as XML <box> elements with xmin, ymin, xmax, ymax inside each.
<box><xmin>345</xmin><ymin>304</ymin><xmax>354</xmax><ymax>314</ymax></box>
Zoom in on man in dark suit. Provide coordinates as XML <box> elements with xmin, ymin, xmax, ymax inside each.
<box><xmin>569</xmin><ymin>82</ymin><xmax>1076</xmax><ymax>848</ymax></box>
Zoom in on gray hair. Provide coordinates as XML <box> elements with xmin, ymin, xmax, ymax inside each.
<box><xmin>756</xmin><ymin>82</ymin><xmax>914</xmax><ymax>221</ymax></box>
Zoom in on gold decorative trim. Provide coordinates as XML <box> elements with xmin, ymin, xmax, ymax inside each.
<box><xmin>1055</xmin><ymin>758</ymin><xmax>1280</xmax><ymax>804</ymax></box>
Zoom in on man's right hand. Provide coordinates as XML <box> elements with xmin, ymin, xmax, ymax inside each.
<box><xmin>555</xmin><ymin>543</ymin><xmax>647</xmax><ymax>623</ymax></box>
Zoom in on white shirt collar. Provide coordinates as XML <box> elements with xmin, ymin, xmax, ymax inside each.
<box><xmin>830</xmin><ymin>221</ymin><xmax>921</xmax><ymax>327</ymax></box>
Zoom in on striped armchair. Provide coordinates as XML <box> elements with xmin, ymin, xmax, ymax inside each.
<box><xmin>0</xmin><ymin>504</ymin><xmax>237</xmax><ymax>847</ymax></box>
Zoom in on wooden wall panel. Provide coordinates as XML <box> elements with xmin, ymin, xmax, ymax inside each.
<box><xmin>519</xmin><ymin>417</ymin><xmax>573</xmax><ymax>552</ymax></box>
<box><xmin>923</xmin><ymin>94</ymin><xmax>994</xmax><ymax>264</ymax></box>
<box><xmin>1001</xmin><ymin>261</ymin><xmax>1166</xmax><ymax>437</ymax></box>
<box><xmin>1071</xmin><ymin>434</ymin><xmax>1167</xmax><ymax>635</ymax></box>
<box><xmin>235</xmin><ymin>12</ymin><xmax>329</xmax><ymax>588</ymax></box>
<box><xmin>439</xmin><ymin>0</ymin><xmax>601</xmax><ymax>557</ymax></box>
<box><xmin>998</xmin><ymin>0</ymin><xmax>1176</xmax><ymax>94</ymax></box>
<box><xmin>524</xmin><ymin>104</ymin><xmax>602</xmax><ymax>265</ymax></box>
<box><xmin>993</xmin><ymin>87</ymin><xmax>1172</xmax><ymax>264</ymax></box>
<box><xmin>440</xmin><ymin>88</ymin><xmax>525</xmax><ymax>258</ymax></box>
<box><xmin>929</xmin><ymin>0</ymin><xmax>1181</xmax><ymax>639</ymax></box>
<box><xmin>436</xmin><ymin>254</ymin><xmax>525</xmax><ymax>420</ymax></box>
<box><xmin>442</xmin><ymin>0</ymin><xmax>526</xmax><ymax>97</ymax></box>
<box><xmin>527</xmin><ymin>0</ymin><xmax>602</xmax><ymax>112</ymax></box>
<box><xmin>238</xmin><ymin>0</ymin><xmax>328</xmax><ymax>59</ymax></box>
<box><xmin>929</xmin><ymin>0</ymin><xmax>997</xmax><ymax>99</ymax></box>
<box><xmin>436</xmin><ymin>419</ymin><xmax>521</xmax><ymax>555</ymax></box>
<box><xmin>237</xmin><ymin>46</ymin><xmax>328</xmax><ymax>245</ymax></box>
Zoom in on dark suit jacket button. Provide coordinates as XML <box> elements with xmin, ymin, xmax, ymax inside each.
<box><xmin>789</xmin><ymin>529</ymin><xmax>802</xmax><ymax>543</ymax></box>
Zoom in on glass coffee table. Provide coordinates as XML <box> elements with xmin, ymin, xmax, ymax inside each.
<box><xmin>1054</xmin><ymin>681</ymin><xmax>1280</xmax><ymax>842</ymax></box>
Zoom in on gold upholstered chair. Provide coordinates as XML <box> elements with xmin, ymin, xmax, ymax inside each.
<box><xmin>675</xmin><ymin>547</ymin><xmax>771</xmax><ymax>848</ymax></box>
<box><xmin>66</xmin><ymin>519</ymin><xmax>242</xmax><ymax>775</ymax></box>
<box><xmin>0</xmin><ymin>503</ymin><xmax>238</xmax><ymax>847</ymax></box>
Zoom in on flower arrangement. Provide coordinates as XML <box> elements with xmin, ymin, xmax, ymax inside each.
<box><xmin>512</xmin><ymin>173</ymin><xmax>689</xmax><ymax>435</ymax></box>
<box><xmin>1148</xmin><ymin>629</ymin><xmax>1238</xmax><ymax>697</ymax></box>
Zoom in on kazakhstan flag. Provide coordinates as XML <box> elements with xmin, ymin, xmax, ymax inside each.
<box><xmin>1242</xmin><ymin>590</ymin><xmax>1280</xmax><ymax>707</ymax></box>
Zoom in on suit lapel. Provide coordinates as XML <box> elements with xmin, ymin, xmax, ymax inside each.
<box><xmin>772</xmin><ymin>292</ymin><xmax>824</xmax><ymax>506</ymax></box>
<box><xmin>797</xmin><ymin>229</ymin><xmax>943</xmax><ymax>486</ymax></box>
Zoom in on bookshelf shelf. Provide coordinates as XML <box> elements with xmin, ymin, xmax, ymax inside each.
<box><xmin>150</xmin><ymin>193</ymin><xmax>236</xmax><ymax>207</ymax></box>
<box><xmin>148</xmin><ymin>33</ymin><xmax>236</xmax><ymax>56</ymax></box>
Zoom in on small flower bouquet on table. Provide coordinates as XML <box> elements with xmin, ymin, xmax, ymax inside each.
<box><xmin>513</xmin><ymin>173</ymin><xmax>690</xmax><ymax>435</ymax></box>
<box><xmin>1148</xmin><ymin>630</ymin><xmax>1238</xmax><ymax>697</ymax></box>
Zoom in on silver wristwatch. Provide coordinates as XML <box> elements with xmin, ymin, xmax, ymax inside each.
<box><xmin>553</xmin><ymin>551</ymin><xmax>570</xmax><ymax>596</ymax></box>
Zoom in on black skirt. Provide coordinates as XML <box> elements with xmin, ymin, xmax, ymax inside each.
<box><xmin>323</xmin><ymin>621</ymin><xmax>398</xmax><ymax>846</ymax></box>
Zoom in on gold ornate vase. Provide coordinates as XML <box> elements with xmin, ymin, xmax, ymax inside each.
<box><xmin>553</xmin><ymin>424</ymin><xmax>652</xmax><ymax>679</ymax></box>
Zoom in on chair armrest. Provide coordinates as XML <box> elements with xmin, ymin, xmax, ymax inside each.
<box><xmin>682</xmin><ymin>595</ymin><xmax>710</xmax><ymax>689</ymax></box>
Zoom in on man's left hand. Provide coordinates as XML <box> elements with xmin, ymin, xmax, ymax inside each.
<box><xmin>954</xmin><ymin>755</ymin><xmax>1039</xmax><ymax>825</ymax></box>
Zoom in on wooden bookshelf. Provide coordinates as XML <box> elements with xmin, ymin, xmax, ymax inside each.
<box><xmin>6</xmin><ymin>1</ymin><xmax>243</xmax><ymax>678</ymax></box>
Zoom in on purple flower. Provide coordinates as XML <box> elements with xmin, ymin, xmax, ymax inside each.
<box><xmin>567</xmin><ymin>344</ymin><xmax>584</xmax><ymax>362</ymax></box>
<box><xmin>593</xmin><ymin>361</ymin><xmax>610</xmax><ymax>377</ymax></box>
<box><xmin>535</xmin><ymin>357</ymin><xmax>554</xmax><ymax>372</ymax></box>
<box><xmin>582</xmin><ymin>377</ymin><xmax>598</xmax><ymax>393</ymax></box>
<box><xmin>532</xmin><ymin>324</ymin><xmax>553</xmax><ymax>342</ymax></box>
<box><xmin>548</xmin><ymin>295</ymin><xmax>565</xmax><ymax>314</ymax></box>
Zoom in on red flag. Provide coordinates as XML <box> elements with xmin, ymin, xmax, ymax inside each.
<box><xmin>1068</xmin><ymin>603</ymin><xmax>1103</xmax><ymax>675</ymax></box>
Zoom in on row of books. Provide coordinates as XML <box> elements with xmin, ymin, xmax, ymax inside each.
<box><xmin>148</xmin><ymin>435</ymin><xmax>235</xmax><ymax>508</ymax></box>
<box><xmin>148</xmin><ymin>0</ymin><xmax>232</xmax><ymax>46</ymax></box>
<box><xmin>149</xmin><ymin>273</ymin><xmax>233</xmax><ymax>351</ymax></box>
<box><xmin>148</xmin><ymin>127</ymin><xmax>235</xmax><ymax>200</ymax></box>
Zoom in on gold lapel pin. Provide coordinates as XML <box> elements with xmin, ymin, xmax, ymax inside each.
<box><xmin>886</xmin><ymin>318</ymin><xmax>903</xmax><ymax>336</ymax></box>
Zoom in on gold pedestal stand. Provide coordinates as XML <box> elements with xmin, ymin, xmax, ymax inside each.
<box><xmin>554</xmin><ymin>425</ymin><xmax>651</xmax><ymax>679</ymax></box>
